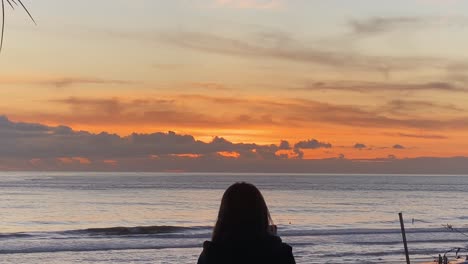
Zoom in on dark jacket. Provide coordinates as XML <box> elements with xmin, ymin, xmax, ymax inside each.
<box><xmin>197</xmin><ymin>235</ymin><xmax>296</xmax><ymax>264</ymax></box>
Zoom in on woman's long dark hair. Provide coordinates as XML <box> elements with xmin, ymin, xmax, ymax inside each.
<box><xmin>212</xmin><ymin>182</ymin><xmax>273</xmax><ymax>242</ymax></box>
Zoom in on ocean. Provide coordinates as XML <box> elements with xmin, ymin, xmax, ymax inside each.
<box><xmin>1</xmin><ymin>172</ymin><xmax>468</xmax><ymax>264</ymax></box>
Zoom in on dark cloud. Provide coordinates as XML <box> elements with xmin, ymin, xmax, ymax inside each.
<box><xmin>158</xmin><ymin>30</ymin><xmax>353</xmax><ymax>67</ymax></box>
<box><xmin>0</xmin><ymin>115</ymin><xmax>289</xmax><ymax>161</ymax></box>
<box><xmin>354</xmin><ymin>143</ymin><xmax>367</xmax><ymax>149</ymax></box>
<box><xmin>182</xmin><ymin>95</ymin><xmax>468</xmax><ymax>130</ymax></box>
<box><xmin>45</xmin><ymin>96</ymin><xmax>280</xmax><ymax>129</ymax></box>
<box><xmin>293</xmin><ymin>148</ymin><xmax>304</xmax><ymax>159</ymax></box>
<box><xmin>51</xmin><ymin>97</ymin><xmax>126</xmax><ymax>115</ymax></box>
<box><xmin>0</xmin><ymin>77</ymin><xmax>136</xmax><ymax>88</ymax></box>
<box><xmin>393</xmin><ymin>144</ymin><xmax>406</xmax><ymax>149</ymax></box>
<box><xmin>294</xmin><ymin>139</ymin><xmax>332</xmax><ymax>149</ymax></box>
<box><xmin>278</xmin><ymin>140</ymin><xmax>291</xmax><ymax>150</ymax></box>
<box><xmin>302</xmin><ymin>81</ymin><xmax>468</xmax><ymax>93</ymax></box>
<box><xmin>349</xmin><ymin>16</ymin><xmax>468</xmax><ymax>35</ymax></box>
<box><xmin>47</xmin><ymin>96</ymin><xmax>232</xmax><ymax>128</ymax></box>
<box><xmin>291</xmin><ymin>139</ymin><xmax>332</xmax><ymax>159</ymax></box>
<box><xmin>349</xmin><ymin>17</ymin><xmax>424</xmax><ymax>35</ymax></box>
<box><xmin>46</xmin><ymin>77</ymin><xmax>135</xmax><ymax>88</ymax></box>
<box><xmin>386</xmin><ymin>133</ymin><xmax>449</xmax><ymax>140</ymax></box>
<box><xmin>153</xmin><ymin>30</ymin><xmax>456</xmax><ymax>74</ymax></box>
<box><xmin>52</xmin><ymin>97</ymin><xmax>175</xmax><ymax>110</ymax></box>
<box><xmin>381</xmin><ymin>100</ymin><xmax>464</xmax><ymax>115</ymax></box>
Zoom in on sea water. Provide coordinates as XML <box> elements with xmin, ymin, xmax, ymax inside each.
<box><xmin>1</xmin><ymin>172</ymin><xmax>468</xmax><ymax>263</ymax></box>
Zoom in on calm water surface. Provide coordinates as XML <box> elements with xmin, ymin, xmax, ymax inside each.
<box><xmin>1</xmin><ymin>172</ymin><xmax>468</xmax><ymax>263</ymax></box>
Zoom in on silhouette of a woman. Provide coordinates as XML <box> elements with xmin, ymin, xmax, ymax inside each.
<box><xmin>197</xmin><ymin>182</ymin><xmax>296</xmax><ymax>264</ymax></box>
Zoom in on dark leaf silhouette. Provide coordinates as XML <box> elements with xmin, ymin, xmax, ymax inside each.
<box><xmin>1</xmin><ymin>0</ymin><xmax>36</xmax><ymax>52</ymax></box>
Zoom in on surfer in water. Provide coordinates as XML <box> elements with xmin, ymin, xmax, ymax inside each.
<box><xmin>197</xmin><ymin>182</ymin><xmax>296</xmax><ymax>264</ymax></box>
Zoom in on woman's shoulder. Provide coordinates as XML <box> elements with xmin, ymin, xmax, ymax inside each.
<box><xmin>265</xmin><ymin>235</ymin><xmax>293</xmax><ymax>252</ymax></box>
<box><xmin>199</xmin><ymin>236</ymin><xmax>295</xmax><ymax>264</ymax></box>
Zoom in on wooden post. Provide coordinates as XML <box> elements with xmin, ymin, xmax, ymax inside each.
<box><xmin>399</xmin><ymin>212</ymin><xmax>411</xmax><ymax>264</ymax></box>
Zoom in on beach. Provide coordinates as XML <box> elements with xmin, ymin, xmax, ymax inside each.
<box><xmin>1</xmin><ymin>172</ymin><xmax>468</xmax><ymax>263</ymax></box>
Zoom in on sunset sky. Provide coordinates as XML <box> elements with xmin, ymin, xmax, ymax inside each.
<box><xmin>1</xmin><ymin>0</ymin><xmax>467</xmax><ymax>172</ymax></box>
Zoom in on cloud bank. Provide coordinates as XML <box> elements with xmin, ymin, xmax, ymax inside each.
<box><xmin>1</xmin><ymin>116</ymin><xmax>467</xmax><ymax>174</ymax></box>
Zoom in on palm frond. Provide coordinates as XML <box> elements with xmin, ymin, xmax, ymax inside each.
<box><xmin>1</xmin><ymin>0</ymin><xmax>35</xmax><ymax>53</ymax></box>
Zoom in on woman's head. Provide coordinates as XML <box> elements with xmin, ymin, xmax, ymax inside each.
<box><xmin>212</xmin><ymin>182</ymin><xmax>273</xmax><ymax>242</ymax></box>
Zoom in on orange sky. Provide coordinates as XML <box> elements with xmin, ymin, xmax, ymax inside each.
<box><xmin>1</xmin><ymin>0</ymin><xmax>468</xmax><ymax>166</ymax></box>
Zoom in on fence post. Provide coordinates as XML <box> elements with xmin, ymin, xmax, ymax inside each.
<box><xmin>399</xmin><ymin>212</ymin><xmax>411</xmax><ymax>264</ymax></box>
